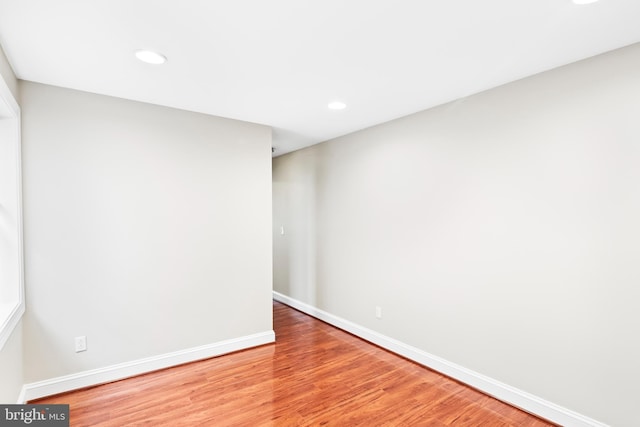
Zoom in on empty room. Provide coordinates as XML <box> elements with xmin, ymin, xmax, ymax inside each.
<box><xmin>1</xmin><ymin>1</ymin><xmax>639</xmax><ymax>426</ymax></box>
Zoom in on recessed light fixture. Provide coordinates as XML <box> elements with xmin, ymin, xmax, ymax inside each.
<box><xmin>572</xmin><ymin>0</ymin><xmax>598</xmax><ymax>4</ymax></box>
<box><xmin>328</xmin><ymin>101</ymin><xmax>347</xmax><ymax>110</ymax></box>
<box><xmin>135</xmin><ymin>50</ymin><xmax>167</xmax><ymax>65</ymax></box>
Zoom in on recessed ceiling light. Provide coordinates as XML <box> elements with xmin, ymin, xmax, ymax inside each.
<box><xmin>328</xmin><ymin>101</ymin><xmax>347</xmax><ymax>110</ymax></box>
<box><xmin>572</xmin><ymin>0</ymin><xmax>598</xmax><ymax>4</ymax></box>
<box><xmin>135</xmin><ymin>50</ymin><xmax>167</xmax><ymax>65</ymax></box>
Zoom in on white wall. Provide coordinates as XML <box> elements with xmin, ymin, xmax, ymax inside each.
<box><xmin>21</xmin><ymin>82</ymin><xmax>273</xmax><ymax>383</ymax></box>
<box><xmin>0</xmin><ymin>322</ymin><xmax>22</xmax><ymax>403</ymax></box>
<box><xmin>273</xmin><ymin>43</ymin><xmax>640</xmax><ymax>427</ymax></box>
<box><xmin>0</xmin><ymin>43</ymin><xmax>23</xmax><ymax>404</ymax></box>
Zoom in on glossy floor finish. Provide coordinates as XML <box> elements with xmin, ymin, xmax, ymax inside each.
<box><xmin>34</xmin><ymin>301</ymin><xmax>557</xmax><ymax>426</ymax></box>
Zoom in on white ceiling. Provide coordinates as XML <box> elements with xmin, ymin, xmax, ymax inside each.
<box><xmin>1</xmin><ymin>0</ymin><xmax>639</xmax><ymax>156</ymax></box>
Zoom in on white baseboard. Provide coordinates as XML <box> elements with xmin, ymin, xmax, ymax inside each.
<box><xmin>19</xmin><ymin>330</ymin><xmax>275</xmax><ymax>403</ymax></box>
<box><xmin>273</xmin><ymin>291</ymin><xmax>607</xmax><ymax>427</ymax></box>
<box><xmin>16</xmin><ymin>386</ymin><xmax>26</xmax><ymax>405</ymax></box>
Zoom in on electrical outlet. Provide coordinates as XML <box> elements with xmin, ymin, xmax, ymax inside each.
<box><xmin>75</xmin><ymin>336</ymin><xmax>87</xmax><ymax>353</ymax></box>
<box><xmin>375</xmin><ymin>306</ymin><xmax>382</xmax><ymax>319</ymax></box>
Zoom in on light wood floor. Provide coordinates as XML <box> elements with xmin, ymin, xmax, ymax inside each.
<box><xmin>34</xmin><ymin>301</ymin><xmax>556</xmax><ymax>426</ymax></box>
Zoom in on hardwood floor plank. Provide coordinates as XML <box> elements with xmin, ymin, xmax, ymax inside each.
<box><xmin>33</xmin><ymin>301</ymin><xmax>557</xmax><ymax>426</ymax></box>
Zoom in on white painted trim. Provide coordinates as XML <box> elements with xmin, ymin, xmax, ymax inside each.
<box><xmin>16</xmin><ymin>386</ymin><xmax>26</xmax><ymax>405</ymax></box>
<box><xmin>273</xmin><ymin>291</ymin><xmax>608</xmax><ymax>427</ymax></box>
<box><xmin>19</xmin><ymin>330</ymin><xmax>275</xmax><ymax>402</ymax></box>
<box><xmin>0</xmin><ymin>68</ymin><xmax>19</xmax><ymax>117</ymax></box>
<box><xmin>0</xmin><ymin>303</ymin><xmax>24</xmax><ymax>352</ymax></box>
<box><xmin>0</xmin><ymin>67</ymin><xmax>24</xmax><ymax>352</ymax></box>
